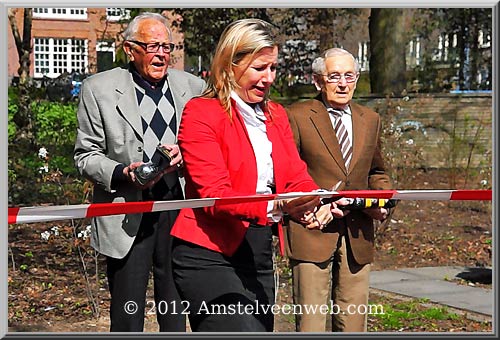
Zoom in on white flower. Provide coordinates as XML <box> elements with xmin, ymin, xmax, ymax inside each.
<box><xmin>38</xmin><ymin>165</ymin><xmax>49</xmax><ymax>173</ymax></box>
<box><xmin>50</xmin><ymin>226</ymin><xmax>60</xmax><ymax>236</ymax></box>
<box><xmin>480</xmin><ymin>180</ymin><xmax>488</xmax><ymax>186</ymax></box>
<box><xmin>78</xmin><ymin>225</ymin><xmax>92</xmax><ymax>240</ymax></box>
<box><xmin>41</xmin><ymin>231</ymin><xmax>51</xmax><ymax>241</ymax></box>
<box><xmin>38</xmin><ymin>147</ymin><xmax>48</xmax><ymax>159</ymax></box>
<box><xmin>406</xmin><ymin>139</ymin><xmax>414</xmax><ymax>145</ymax></box>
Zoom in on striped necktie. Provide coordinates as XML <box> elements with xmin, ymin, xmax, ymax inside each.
<box><xmin>328</xmin><ymin>108</ymin><xmax>353</xmax><ymax>170</ymax></box>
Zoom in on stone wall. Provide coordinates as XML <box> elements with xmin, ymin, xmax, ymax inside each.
<box><xmin>356</xmin><ymin>93</ymin><xmax>492</xmax><ymax>169</ymax></box>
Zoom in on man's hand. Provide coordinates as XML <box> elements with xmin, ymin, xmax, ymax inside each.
<box><xmin>282</xmin><ymin>195</ymin><xmax>321</xmax><ymax>223</ymax></box>
<box><xmin>363</xmin><ymin>207</ymin><xmax>389</xmax><ymax>221</ymax></box>
<box><xmin>123</xmin><ymin>161</ymin><xmax>151</xmax><ymax>188</ymax></box>
<box><xmin>125</xmin><ymin>144</ymin><xmax>184</xmax><ymax>190</ymax></box>
<box><xmin>123</xmin><ymin>160</ymin><xmax>168</xmax><ymax>189</ymax></box>
<box><xmin>329</xmin><ymin>197</ymin><xmax>352</xmax><ymax>218</ymax></box>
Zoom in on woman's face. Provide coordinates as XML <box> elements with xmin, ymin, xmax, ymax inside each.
<box><xmin>232</xmin><ymin>46</ymin><xmax>278</xmax><ymax>104</ymax></box>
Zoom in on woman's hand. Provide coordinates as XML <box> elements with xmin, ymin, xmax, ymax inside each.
<box><xmin>303</xmin><ymin>204</ymin><xmax>333</xmax><ymax>230</ymax></box>
<box><xmin>159</xmin><ymin>144</ymin><xmax>183</xmax><ymax>172</ymax></box>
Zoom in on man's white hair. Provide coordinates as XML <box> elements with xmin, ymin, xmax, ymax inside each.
<box><xmin>311</xmin><ymin>48</ymin><xmax>360</xmax><ymax>90</ymax></box>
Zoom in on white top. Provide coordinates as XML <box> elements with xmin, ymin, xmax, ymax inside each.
<box><xmin>231</xmin><ymin>92</ymin><xmax>280</xmax><ymax>222</ymax></box>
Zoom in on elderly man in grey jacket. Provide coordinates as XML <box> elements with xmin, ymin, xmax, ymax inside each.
<box><xmin>74</xmin><ymin>12</ymin><xmax>205</xmax><ymax>332</ymax></box>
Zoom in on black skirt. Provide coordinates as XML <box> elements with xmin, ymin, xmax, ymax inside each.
<box><xmin>172</xmin><ymin>224</ymin><xmax>275</xmax><ymax>332</ymax></box>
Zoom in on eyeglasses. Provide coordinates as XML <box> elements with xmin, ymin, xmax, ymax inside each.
<box><xmin>320</xmin><ymin>72</ymin><xmax>359</xmax><ymax>83</ymax></box>
<box><xmin>129</xmin><ymin>40</ymin><xmax>175</xmax><ymax>54</ymax></box>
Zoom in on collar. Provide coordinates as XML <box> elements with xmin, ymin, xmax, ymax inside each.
<box><xmin>230</xmin><ymin>91</ymin><xmax>266</xmax><ymax>126</ymax></box>
<box><xmin>129</xmin><ymin>63</ymin><xmax>167</xmax><ymax>91</ymax></box>
<box><xmin>320</xmin><ymin>94</ymin><xmax>351</xmax><ymax>116</ymax></box>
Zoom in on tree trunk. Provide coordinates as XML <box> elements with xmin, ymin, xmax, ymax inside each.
<box><xmin>8</xmin><ymin>8</ymin><xmax>34</xmax><ymax>145</ymax></box>
<box><xmin>468</xmin><ymin>13</ymin><xmax>480</xmax><ymax>90</ymax></box>
<box><xmin>8</xmin><ymin>8</ymin><xmax>32</xmax><ymax>85</ymax></box>
<box><xmin>457</xmin><ymin>10</ymin><xmax>467</xmax><ymax>90</ymax></box>
<box><xmin>368</xmin><ymin>8</ymin><xmax>407</xmax><ymax>95</ymax></box>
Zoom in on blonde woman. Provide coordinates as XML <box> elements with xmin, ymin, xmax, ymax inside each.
<box><xmin>170</xmin><ymin>19</ymin><xmax>343</xmax><ymax>332</ymax></box>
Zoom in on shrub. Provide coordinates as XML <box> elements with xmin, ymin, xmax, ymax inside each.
<box><xmin>8</xmin><ymin>88</ymin><xmax>81</xmax><ymax>205</ymax></box>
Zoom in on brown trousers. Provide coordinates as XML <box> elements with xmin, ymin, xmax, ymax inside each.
<box><xmin>290</xmin><ymin>236</ymin><xmax>370</xmax><ymax>332</ymax></box>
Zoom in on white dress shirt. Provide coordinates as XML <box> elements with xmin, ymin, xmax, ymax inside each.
<box><xmin>231</xmin><ymin>92</ymin><xmax>280</xmax><ymax>222</ymax></box>
<box><xmin>327</xmin><ymin>105</ymin><xmax>353</xmax><ymax>145</ymax></box>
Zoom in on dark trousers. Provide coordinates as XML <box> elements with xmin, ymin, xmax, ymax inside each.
<box><xmin>106</xmin><ymin>210</ymin><xmax>185</xmax><ymax>332</ymax></box>
<box><xmin>172</xmin><ymin>224</ymin><xmax>275</xmax><ymax>332</ymax></box>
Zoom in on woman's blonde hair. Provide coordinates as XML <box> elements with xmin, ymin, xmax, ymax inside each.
<box><xmin>202</xmin><ymin>18</ymin><xmax>278</xmax><ymax>119</ymax></box>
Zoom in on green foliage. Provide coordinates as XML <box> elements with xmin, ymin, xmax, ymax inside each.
<box><xmin>8</xmin><ymin>89</ymin><xmax>18</xmax><ymax>139</ymax></box>
<box><xmin>372</xmin><ymin>300</ymin><xmax>461</xmax><ymax>331</ymax></box>
<box><xmin>421</xmin><ymin>307</ymin><xmax>459</xmax><ymax>320</ymax></box>
<box><xmin>8</xmin><ymin>88</ymin><xmax>82</xmax><ymax>205</ymax></box>
<box><xmin>49</xmin><ymin>155</ymin><xmax>76</xmax><ymax>175</ymax></box>
<box><xmin>8</xmin><ymin>106</ymin><xmax>18</xmax><ymax>140</ymax></box>
<box><xmin>32</xmin><ymin>101</ymin><xmax>78</xmax><ymax>147</ymax></box>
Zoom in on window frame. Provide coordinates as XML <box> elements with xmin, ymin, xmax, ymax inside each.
<box><xmin>32</xmin><ymin>8</ymin><xmax>88</xmax><ymax>20</ymax></box>
<box><xmin>34</xmin><ymin>37</ymin><xmax>89</xmax><ymax>78</ymax></box>
<box><xmin>106</xmin><ymin>8</ymin><xmax>131</xmax><ymax>22</ymax></box>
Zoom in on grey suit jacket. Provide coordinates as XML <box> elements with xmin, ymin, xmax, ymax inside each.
<box><xmin>74</xmin><ymin>66</ymin><xmax>205</xmax><ymax>258</ymax></box>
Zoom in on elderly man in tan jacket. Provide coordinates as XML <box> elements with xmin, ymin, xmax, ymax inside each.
<box><xmin>285</xmin><ymin>47</ymin><xmax>393</xmax><ymax>332</ymax></box>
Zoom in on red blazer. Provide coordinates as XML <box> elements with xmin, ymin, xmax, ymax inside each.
<box><xmin>171</xmin><ymin>97</ymin><xmax>318</xmax><ymax>256</ymax></box>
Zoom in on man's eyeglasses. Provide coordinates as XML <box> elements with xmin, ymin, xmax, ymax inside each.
<box><xmin>129</xmin><ymin>40</ymin><xmax>175</xmax><ymax>54</ymax></box>
<box><xmin>320</xmin><ymin>72</ymin><xmax>359</xmax><ymax>84</ymax></box>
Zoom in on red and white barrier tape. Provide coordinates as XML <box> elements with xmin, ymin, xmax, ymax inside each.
<box><xmin>337</xmin><ymin>189</ymin><xmax>492</xmax><ymax>201</ymax></box>
<box><xmin>8</xmin><ymin>189</ymin><xmax>492</xmax><ymax>225</ymax></box>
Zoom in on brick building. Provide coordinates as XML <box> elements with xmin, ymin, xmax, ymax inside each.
<box><xmin>8</xmin><ymin>8</ymin><xmax>184</xmax><ymax>82</ymax></box>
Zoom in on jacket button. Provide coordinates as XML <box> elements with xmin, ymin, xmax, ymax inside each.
<box><xmin>137</xmin><ymin>146</ymin><xmax>143</xmax><ymax>152</ymax></box>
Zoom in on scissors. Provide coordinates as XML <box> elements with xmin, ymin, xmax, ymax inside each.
<box><xmin>319</xmin><ymin>181</ymin><xmax>343</xmax><ymax>205</ymax></box>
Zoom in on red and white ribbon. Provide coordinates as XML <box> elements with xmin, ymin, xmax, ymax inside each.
<box><xmin>8</xmin><ymin>189</ymin><xmax>492</xmax><ymax>225</ymax></box>
<box><xmin>335</xmin><ymin>189</ymin><xmax>492</xmax><ymax>201</ymax></box>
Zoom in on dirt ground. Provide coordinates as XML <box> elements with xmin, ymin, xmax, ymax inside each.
<box><xmin>7</xmin><ymin>169</ymin><xmax>493</xmax><ymax>333</ymax></box>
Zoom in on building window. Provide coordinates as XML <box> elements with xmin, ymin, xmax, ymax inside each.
<box><xmin>357</xmin><ymin>41</ymin><xmax>369</xmax><ymax>71</ymax></box>
<box><xmin>433</xmin><ymin>33</ymin><xmax>457</xmax><ymax>63</ymax></box>
<box><xmin>34</xmin><ymin>37</ymin><xmax>88</xmax><ymax>78</ymax></box>
<box><xmin>106</xmin><ymin>8</ymin><xmax>131</xmax><ymax>22</ymax></box>
<box><xmin>407</xmin><ymin>37</ymin><xmax>421</xmax><ymax>67</ymax></box>
<box><xmin>96</xmin><ymin>40</ymin><xmax>116</xmax><ymax>73</ymax></box>
<box><xmin>33</xmin><ymin>8</ymin><xmax>87</xmax><ymax>20</ymax></box>
<box><xmin>478</xmin><ymin>30</ymin><xmax>491</xmax><ymax>48</ymax></box>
